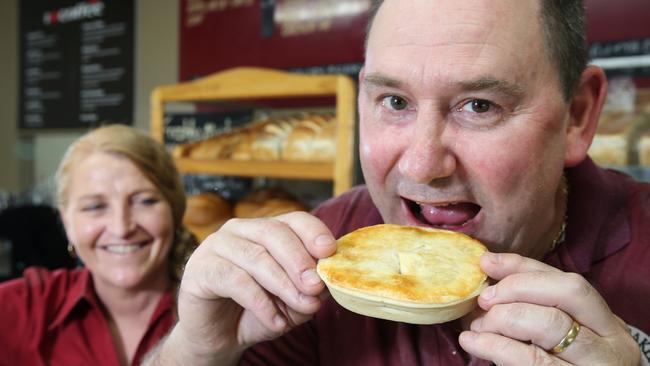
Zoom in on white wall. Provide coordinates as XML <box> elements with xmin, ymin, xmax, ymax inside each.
<box><xmin>0</xmin><ymin>0</ymin><xmax>179</xmax><ymax>193</ymax></box>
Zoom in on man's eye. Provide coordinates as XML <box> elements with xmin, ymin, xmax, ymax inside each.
<box><xmin>460</xmin><ymin>99</ymin><xmax>492</xmax><ymax>113</ymax></box>
<box><xmin>382</xmin><ymin>95</ymin><xmax>408</xmax><ymax>111</ymax></box>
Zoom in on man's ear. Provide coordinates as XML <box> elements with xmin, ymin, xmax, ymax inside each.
<box><xmin>564</xmin><ymin>65</ymin><xmax>608</xmax><ymax>167</ymax></box>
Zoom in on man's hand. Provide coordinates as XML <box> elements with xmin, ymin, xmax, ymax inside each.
<box><xmin>458</xmin><ymin>252</ymin><xmax>641</xmax><ymax>365</ymax></box>
<box><xmin>144</xmin><ymin>211</ymin><xmax>336</xmax><ymax>366</ymax></box>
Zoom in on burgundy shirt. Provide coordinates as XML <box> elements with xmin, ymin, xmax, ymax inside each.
<box><xmin>241</xmin><ymin>158</ymin><xmax>650</xmax><ymax>365</ymax></box>
<box><xmin>0</xmin><ymin>267</ymin><xmax>175</xmax><ymax>366</ymax></box>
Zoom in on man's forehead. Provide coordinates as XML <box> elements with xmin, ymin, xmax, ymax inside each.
<box><xmin>369</xmin><ymin>0</ymin><xmax>541</xmax><ymax>44</ymax></box>
<box><xmin>362</xmin><ymin>72</ymin><xmax>525</xmax><ymax>99</ymax></box>
<box><xmin>364</xmin><ymin>0</ymin><xmax>544</xmax><ymax>93</ymax></box>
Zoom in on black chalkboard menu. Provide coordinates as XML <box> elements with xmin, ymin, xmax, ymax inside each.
<box><xmin>19</xmin><ymin>1</ymin><xmax>134</xmax><ymax>129</ymax></box>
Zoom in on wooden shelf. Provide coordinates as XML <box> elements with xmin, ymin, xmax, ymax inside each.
<box><xmin>151</xmin><ymin>67</ymin><xmax>356</xmax><ymax>196</ymax></box>
<box><xmin>174</xmin><ymin>159</ymin><xmax>334</xmax><ymax>180</ymax></box>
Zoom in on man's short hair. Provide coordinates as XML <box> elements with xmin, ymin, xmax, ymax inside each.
<box><xmin>364</xmin><ymin>0</ymin><xmax>589</xmax><ymax>101</ymax></box>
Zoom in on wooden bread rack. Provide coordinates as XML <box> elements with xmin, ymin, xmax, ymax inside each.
<box><xmin>150</xmin><ymin>67</ymin><xmax>357</xmax><ymax>196</ymax></box>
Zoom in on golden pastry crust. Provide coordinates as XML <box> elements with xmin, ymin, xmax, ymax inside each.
<box><xmin>317</xmin><ymin>224</ymin><xmax>487</xmax><ymax>305</ymax></box>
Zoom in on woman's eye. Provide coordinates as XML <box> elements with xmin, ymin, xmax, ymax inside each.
<box><xmin>81</xmin><ymin>203</ymin><xmax>105</xmax><ymax>212</ymax></box>
<box><xmin>460</xmin><ymin>99</ymin><xmax>492</xmax><ymax>113</ymax></box>
<box><xmin>137</xmin><ymin>197</ymin><xmax>159</xmax><ymax>206</ymax></box>
<box><xmin>381</xmin><ymin>95</ymin><xmax>408</xmax><ymax>111</ymax></box>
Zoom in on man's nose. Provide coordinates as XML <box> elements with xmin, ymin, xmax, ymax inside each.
<box><xmin>397</xmin><ymin>119</ymin><xmax>457</xmax><ymax>183</ymax></box>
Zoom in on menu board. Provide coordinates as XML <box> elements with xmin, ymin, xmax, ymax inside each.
<box><xmin>19</xmin><ymin>1</ymin><xmax>134</xmax><ymax>129</ymax></box>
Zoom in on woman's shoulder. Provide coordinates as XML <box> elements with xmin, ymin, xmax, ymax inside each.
<box><xmin>0</xmin><ymin>266</ymin><xmax>88</xmax><ymax>311</ymax></box>
<box><xmin>0</xmin><ymin>267</ymin><xmax>88</xmax><ymax>348</ymax></box>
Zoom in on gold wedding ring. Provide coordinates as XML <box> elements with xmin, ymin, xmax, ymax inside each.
<box><xmin>551</xmin><ymin>320</ymin><xmax>581</xmax><ymax>354</ymax></box>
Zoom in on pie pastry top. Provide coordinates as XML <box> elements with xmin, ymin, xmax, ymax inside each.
<box><xmin>317</xmin><ymin>224</ymin><xmax>488</xmax><ymax>306</ymax></box>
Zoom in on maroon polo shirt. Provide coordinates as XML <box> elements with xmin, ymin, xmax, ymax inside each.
<box><xmin>0</xmin><ymin>267</ymin><xmax>175</xmax><ymax>366</ymax></box>
<box><xmin>241</xmin><ymin>158</ymin><xmax>650</xmax><ymax>365</ymax></box>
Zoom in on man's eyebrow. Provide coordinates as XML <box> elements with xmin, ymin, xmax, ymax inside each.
<box><xmin>362</xmin><ymin>73</ymin><xmax>403</xmax><ymax>88</ymax></box>
<box><xmin>459</xmin><ymin>77</ymin><xmax>525</xmax><ymax>98</ymax></box>
<box><xmin>362</xmin><ymin>74</ymin><xmax>524</xmax><ymax>98</ymax></box>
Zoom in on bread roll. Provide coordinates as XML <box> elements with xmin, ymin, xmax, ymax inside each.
<box><xmin>317</xmin><ymin>224</ymin><xmax>488</xmax><ymax>324</ymax></box>
<box><xmin>234</xmin><ymin>187</ymin><xmax>305</xmax><ymax>218</ymax></box>
<box><xmin>183</xmin><ymin>192</ymin><xmax>232</xmax><ymax>241</ymax></box>
<box><xmin>249</xmin><ymin>198</ymin><xmax>305</xmax><ymax>217</ymax></box>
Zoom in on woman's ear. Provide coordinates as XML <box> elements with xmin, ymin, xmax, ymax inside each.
<box><xmin>564</xmin><ymin>65</ymin><xmax>608</xmax><ymax>167</ymax></box>
<box><xmin>58</xmin><ymin>206</ymin><xmax>74</xmax><ymax>244</ymax></box>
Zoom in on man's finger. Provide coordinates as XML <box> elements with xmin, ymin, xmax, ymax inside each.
<box><xmin>214</xmin><ymin>233</ymin><xmax>322</xmax><ymax>314</ymax></box>
<box><xmin>480</xmin><ymin>252</ymin><xmax>561</xmax><ymax>280</ymax></box>
<box><xmin>274</xmin><ymin>211</ymin><xmax>337</xmax><ymax>259</ymax></box>
<box><xmin>477</xmin><ymin>270</ymin><xmax>622</xmax><ymax>337</ymax></box>
<box><xmin>459</xmin><ymin>330</ymin><xmax>572</xmax><ymax>366</ymax></box>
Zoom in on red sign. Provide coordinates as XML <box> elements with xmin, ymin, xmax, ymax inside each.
<box><xmin>179</xmin><ymin>0</ymin><xmax>370</xmax><ymax>81</ymax></box>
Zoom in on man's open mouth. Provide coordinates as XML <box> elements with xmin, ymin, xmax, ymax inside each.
<box><xmin>405</xmin><ymin>199</ymin><xmax>481</xmax><ymax>229</ymax></box>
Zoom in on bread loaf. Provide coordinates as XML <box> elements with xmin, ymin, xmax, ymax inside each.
<box><xmin>170</xmin><ymin>112</ymin><xmax>337</xmax><ymax>162</ymax></box>
<box><xmin>250</xmin><ymin>119</ymin><xmax>293</xmax><ymax>161</ymax></box>
<box><xmin>283</xmin><ymin>113</ymin><xmax>336</xmax><ymax>162</ymax></box>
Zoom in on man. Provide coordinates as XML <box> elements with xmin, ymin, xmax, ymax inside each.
<box><xmin>146</xmin><ymin>0</ymin><xmax>649</xmax><ymax>365</ymax></box>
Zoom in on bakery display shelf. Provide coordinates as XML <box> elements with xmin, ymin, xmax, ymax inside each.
<box><xmin>174</xmin><ymin>158</ymin><xmax>334</xmax><ymax>180</ymax></box>
<box><xmin>151</xmin><ymin>67</ymin><xmax>356</xmax><ymax>196</ymax></box>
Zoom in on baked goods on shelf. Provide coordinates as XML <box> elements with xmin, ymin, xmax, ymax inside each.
<box><xmin>172</xmin><ymin>113</ymin><xmax>337</xmax><ymax>163</ymax></box>
<box><xmin>588</xmin><ymin>87</ymin><xmax>650</xmax><ymax>167</ymax></box>
<box><xmin>640</xmin><ymin>128</ymin><xmax>650</xmax><ymax>166</ymax></box>
<box><xmin>234</xmin><ymin>187</ymin><xmax>306</xmax><ymax>218</ymax></box>
<box><xmin>588</xmin><ymin>112</ymin><xmax>641</xmax><ymax>166</ymax></box>
<box><xmin>183</xmin><ymin>192</ymin><xmax>233</xmax><ymax>241</ymax></box>
<box><xmin>317</xmin><ymin>224</ymin><xmax>488</xmax><ymax>324</ymax></box>
<box><xmin>283</xmin><ymin>114</ymin><xmax>337</xmax><ymax>162</ymax></box>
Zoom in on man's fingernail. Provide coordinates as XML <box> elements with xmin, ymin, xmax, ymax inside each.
<box><xmin>315</xmin><ymin>234</ymin><xmax>335</xmax><ymax>247</ymax></box>
<box><xmin>460</xmin><ymin>331</ymin><xmax>477</xmax><ymax>343</ymax></box>
<box><xmin>301</xmin><ymin>269</ymin><xmax>322</xmax><ymax>286</ymax></box>
<box><xmin>481</xmin><ymin>285</ymin><xmax>496</xmax><ymax>300</ymax></box>
<box><xmin>299</xmin><ymin>293</ymin><xmax>319</xmax><ymax>304</ymax></box>
<box><xmin>484</xmin><ymin>252</ymin><xmax>499</xmax><ymax>264</ymax></box>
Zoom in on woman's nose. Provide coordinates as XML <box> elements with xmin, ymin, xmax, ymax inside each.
<box><xmin>108</xmin><ymin>206</ymin><xmax>136</xmax><ymax>238</ymax></box>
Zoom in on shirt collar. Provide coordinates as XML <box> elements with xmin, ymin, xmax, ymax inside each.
<box><xmin>48</xmin><ymin>269</ymin><xmax>176</xmax><ymax>330</ymax></box>
<box><xmin>49</xmin><ymin>267</ymin><xmax>94</xmax><ymax>330</ymax></box>
<box><xmin>545</xmin><ymin>158</ymin><xmax>632</xmax><ymax>273</ymax></box>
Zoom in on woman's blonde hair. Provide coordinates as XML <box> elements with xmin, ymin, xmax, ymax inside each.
<box><xmin>56</xmin><ymin>124</ymin><xmax>198</xmax><ymax>281</ymax></box>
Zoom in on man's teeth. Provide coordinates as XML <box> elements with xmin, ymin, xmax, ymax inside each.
<box><xmin>104</xmin><ymin>244</ymin><xmax>143</xmax><ymax>254</ymax></box>
<box><xmin>416</xmin><ymin>201</ymin><xmax>455</xmax><ymax>207</ymax></box>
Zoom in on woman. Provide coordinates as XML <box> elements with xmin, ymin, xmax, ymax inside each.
<box><xmin>0</xmin><ymin>124</ymin><xmax>198</xmax><ymax>365</ymax></box>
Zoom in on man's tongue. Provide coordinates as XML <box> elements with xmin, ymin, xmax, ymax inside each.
<box><xmin>418</xmin><ymin>202</ymin><xmax>479</xmax><ymax>227</ymax></box>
